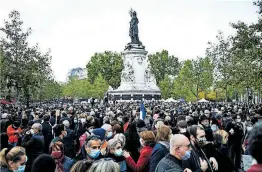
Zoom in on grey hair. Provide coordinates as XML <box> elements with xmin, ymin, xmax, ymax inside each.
<box><xmin>32</xmin><ymin>123</ymin><xmax>42</xmax><ymax>132</ymax></box>
<box><xmin>89</xmin><ymin>159</ymin><xmax>120</xmax><ymax>172</ymax></box>
<box><xmin>113</xmin><ymin>133</ymin><xmax>126</xmax><ymax>147</ymax></box>
<box><xmin>106</xmin><ymin>139</ymin><xmax>121</xmax><ymax>153</ymax></box>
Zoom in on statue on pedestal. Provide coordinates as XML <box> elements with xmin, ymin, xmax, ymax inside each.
<box><xmin>129</xmin><ymin>9</ymin><xmax>141</xmax><ymax>44</ymax></box>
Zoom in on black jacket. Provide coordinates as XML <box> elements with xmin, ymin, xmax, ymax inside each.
<box><xmin>41</xmin><ymin>121</ymin><xmax>53</xmax><ymax>153</ymax></box>
<box><xmin>63</xmin><ymin>128</ymin><xmax>76</xmax><ymax>150</ymax></box>
<box><xmin>0</xmin><ymin>118</ymin><xmax>9</xmax><ymax>133</ymax></box>
<box><xmin>182</xmin><ymin>144</ymin><xmax>213</xmax><ymax>172</ymax></box>
<box><xmin>202</xmin><ymin>143</ymin><xmax>235</xmax><ymax>172</ymax></box>
<box><xmin>22</xmin><ymin>132</ymin><xmax>45</xmax><ymax>164</ymax></box>
<box><xmin>155</xmin><ymin>153</ymin><xmax>184</xmax><ymax>172</ymax></box>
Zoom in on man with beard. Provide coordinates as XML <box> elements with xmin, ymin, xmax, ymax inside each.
<box><xmin>182</xmin><ymin>125</ymin><xmax>218</xmax><ymax>172</ymax></box>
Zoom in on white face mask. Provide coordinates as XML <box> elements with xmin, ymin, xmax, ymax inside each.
<box><xmin>179</xmin><ymin>128</ymin><xmax>186</xmax><ymax>133</ymax></box>
<box><xmin>80</xmin><ymin>118</ymin><xmax>86</xmax><ymax>123</ymax></box>
<box><xmin>30</xmin><ymin>129</ymin><xmax>35</xmax><ymax>135</ymax></box>
<box><xmin>139</xmin><ymin>138</ymin><xmax>144</xmax><ymax>147</ymax></box>
<box><xmin>247</xmin><ymin>127</ymin><xmax>253</xmax><ymax>131</ymax></box>
<box><xmin>236</xmin><ymin>119</ymin><xmax>241</xmax><ymax>123</ymax></box>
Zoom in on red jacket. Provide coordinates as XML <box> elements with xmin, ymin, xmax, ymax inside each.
<box><xmin>247</xmin><ymin>164</ymin><xmax>262</xmax><ymax>172</ymax></box>
<box><xmin>126</xmin><ymin>146</ymin><xmax>153</xmax><ymax>172</ymax></box>
<box><xmin>7</xmin><ymin>125</ymin><xmax>22</xmax><ymax>143</ymax></box>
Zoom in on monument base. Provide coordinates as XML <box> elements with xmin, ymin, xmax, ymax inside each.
<box><xmin>108</xmin><ymin>43</ymin><xmax>161</xmax><ymax>101</ymax></box>
<box><xmin>108</xmin><ymin>89</ymin><xmax>161</xmax><ymax>101</ymax></box>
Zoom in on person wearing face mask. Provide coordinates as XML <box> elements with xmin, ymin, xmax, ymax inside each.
<box><xmin>75</xmin><ymin>135</ymin><xmax>103</xmax><ymax>161</ymax></box>
<box><xmin>0</xmin><ymin>146</ymin><xmax>27</xmax><ymax>172</ymax></box>
<box><xmin>62</xmin><ymin>120</ymin><xmax>76</xmax><ymax>159</ymax></box>
<box><xmin>242</xmin><ymin>122</ymin><xmax>253</xmax><ymax>154</ymax></box>
<box><xmin>106</xmin><ymin>139</ymin><xmax>127</xmax><ymax>172</ymax></box>
<box><xmin>91</xmin><ymin>128</ymin><xmax>108</xmax><ymax>155</ymax></box>
<box><xmin>52</xmin><ymin>124</ymin><xmax>68</xmax><ymax>143</ymax></box>
<box><xmin>50</xmin><ymin>141</ymin><xmax>74</xmax><ymax>172</ymax></box>
<box><xmin>149</xmin><ymin>125</ymin><xmax>172</xmax><ymax>172</ymax></box>
<box><xmin>21</xmin><ymin>123</ymin><xmax>44</xmax><ymax>172</ymax></box>
<box><xmin>155</xmin><ymin>134</ymin><xmax>193</xmax><ymax>172</ymax></box>
<box><xmin>79</xmin><ymin>123</ymin><xmax>95</xmax><ymax>152</ymax></box>
<box><xmin>7</xmin><ymin>121</ymin><xmax>22</xmax><ymax>147</ymax></box>
<box><xmin>225</xmin><ymin>114</ymin><xmax>244</xmax><ymax>170</ymax></box>
<box><xmin>182</xmin><ymin>125</ymin><xmax>217</xmax><ymax>172</ymax></box>
<box><xmin>101</xmin><ymin>124</ymin><xmax>113</xmax><ymax>140</ymax></box>
<box><xmin>199</xmin><ymin>115</ymin><xmax>210</xmax><ymax>129</ymax></box>
<box><xmin>123</xmin><ymin>131</ymin><xmax>155</xmax><ymax>172</ymax></box>
<box><xmin>177</xmin><ymin>120</ymin><xmax>188</xmax><ymax>135</ymax></box>
<box><xmin>42</xmin><ymin>114</ymin><xmax>53</xmax><ymax>154</ymax></box>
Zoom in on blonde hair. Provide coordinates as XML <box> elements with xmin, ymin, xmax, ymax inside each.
<box><xmin>0</xmin><ymin>146</ymin><xmax>26</xmax><ymax>167</ymax></box>
<box><xmin>156</xmin><ymin>125</ymin><xmax>171</xmax><ymax>142</ymax></box>
<box><xmin>79</xmin><ymin>113</ymin><xmax>87</xmax><ymax>118</ymax></box>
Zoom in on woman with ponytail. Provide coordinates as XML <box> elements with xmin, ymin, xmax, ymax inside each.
<box><xmin>0</xmin><ymin>146</ymin><xmax>27</xmax><ymax>172</ymax></box>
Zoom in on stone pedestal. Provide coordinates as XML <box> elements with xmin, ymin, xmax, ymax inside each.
<box><xmin>108</xmin><ymin>44</ymin><xmax>161</xmax><ymax>101</ymax></box>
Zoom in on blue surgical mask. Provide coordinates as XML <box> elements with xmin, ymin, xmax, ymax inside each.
<box><xmin>107</xmin><ymin>131</ymin><xmax>113</xmax><ymax>139</ymax></box>
<box><xmin>14</xmin><ymin>165</ymin><xmax>26</xmax><ymax>172</ymax></box>
<box><xmin>88</xmin><ymin>149</ymin><xmax>100</xmax><ymax>159</ymax></box>
<box><xmin>181</xmin><ymin>150</ymin><xmax>191</xmax><ymax>160</ymax></box>
<box><xmin>114</xmin><ymin>148</ymin><xmax>123</xmax><ymax>157</ymax></box>
<box><xmin>211</xmin><ymin>125</ymin><xmax>218</xmax><ymax>132</ymax></box>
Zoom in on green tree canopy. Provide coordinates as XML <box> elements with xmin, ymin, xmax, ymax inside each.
<box><xmin>86</xmin><ymin>51</ymin><xmax>123</xmax><ymax>89</ymax></box>
<box><xmin>0</xmin><ymin>10</ymin><xmax>52</xmax><ymax>106</ymax></box>
<box><xmin>148</xmin><ymin>50</ymin><xmax>180</xmax><ymax>85</ymax></box>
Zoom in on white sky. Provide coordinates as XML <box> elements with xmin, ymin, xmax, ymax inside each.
<box><xmin>0</xmin><ymin>0</ymin><xmax>258</xmax><ymax>82</ymax></box>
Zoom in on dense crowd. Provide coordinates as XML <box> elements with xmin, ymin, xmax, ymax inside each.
<box><xmin>0</xmin><ymin>101</ymin><xmax>262</xmax><ymax>172</ymax></box>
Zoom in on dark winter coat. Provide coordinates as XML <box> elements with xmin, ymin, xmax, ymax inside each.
<box><xmin>155</xmin><ymin>153</ymin><xmax>184</xmax><ymax>172</ymax></box>
<box><xmin>149</xmin><ymin>142</ymin><xmax>169</xmax><ymax>172</ymax></box>
<box><xmin>41</xmin><ymin>121</ymin><xmax>53</xmax><ymax>153</ymax></box>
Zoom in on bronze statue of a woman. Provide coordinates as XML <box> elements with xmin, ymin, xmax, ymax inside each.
<box><xmin>129</xmin><ymin>9</ymin><xmax>141</xmax><ymax>44</ymax></box>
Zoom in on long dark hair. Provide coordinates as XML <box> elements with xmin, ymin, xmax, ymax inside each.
<box><xmin>125</xmin><ymin>122</ymin><xmax>139</xmax><ymax>141</ymax></box>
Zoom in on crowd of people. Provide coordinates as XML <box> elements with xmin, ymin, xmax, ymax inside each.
<box><xmin>0</xmin><ymin>101</ymin><xmax>262</xmax><ymax>172</ymax></box>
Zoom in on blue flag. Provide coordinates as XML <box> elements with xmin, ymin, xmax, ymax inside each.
<box><xmin>140</xmin><ymin>103</ymin><xmax>146</xmax><ymax>120</ymax></box>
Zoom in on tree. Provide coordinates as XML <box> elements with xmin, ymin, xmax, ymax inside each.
<box><xmin>159</xmin><ymin>74</ymin><xmax>173</xmax><ymax>99</ymax></box>
<box><xmin>148</xmin><ymin>50</ymin><xmax>180</xmax><ymax>85</ymax></box>
<box><xmin>90</xmin><ymin>73</ymin><xmax>109</xmax><ymax>99</ymax></box>
<box><xmin>86</xmin><ymin>51</ymin><xmax>123</xmax><ymax>89</ymax></box>
<box><xmin>206</xmin><ymin>31</ymin><xmax>234</xmax><ymax>101</ymax></box>
<box><xmin>172</xmin><ymin>57</ymin><xmax>213</xmax><ymax>101</ymax></box>
<box><xmin>0</xmin><ymin>10</ymin><xmax>52</xmax><ymax>106</ymax></box>
<box><xmin>41</xmin><ymin>79</ymin><xmax>62</xmax><ymax>100</ymax></box>
<box><xmin>173</xmin><ymin>60</ymin><xmax>195</xmax><ymax>101</ymax></box>
<box><xmin>191</xmin><ymin>57</ymin><xmax>214</xmax><ymax>100</ymax></box>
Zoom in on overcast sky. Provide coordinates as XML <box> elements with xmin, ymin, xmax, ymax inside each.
<box><xmin>0</xmin><ymin>0</ymin><xmax>258</xmax><ymax>82</ymax></box>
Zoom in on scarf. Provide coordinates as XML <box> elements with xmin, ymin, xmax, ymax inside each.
<box><xmin>158</xmin><ymin>141</ymin><xmax>170</xmax><ymax>149</ymax></box>
<box><xmin>51</xmin><ymin>151</ymin><xmax>64</xmax><ymax>172</ymax></box>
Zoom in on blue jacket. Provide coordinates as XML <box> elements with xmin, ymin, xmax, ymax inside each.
<box><xmin>149</xmin><ymin>142</ymin><xmax>169</xmax><ymax>172</ymax></box>
<box><xmin>63</xmin><ymin>156</ymin><xmax>74</xmax><ymax>172</ymax></box>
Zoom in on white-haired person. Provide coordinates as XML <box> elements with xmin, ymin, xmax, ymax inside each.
<box><xmin>21</xmin><ymin>123</ymin><xmax>45</xmax><ymax>171</ymax></box>
<box><xmin>102</xmin><ymin>124</ymin><xmax>113</xmax><ymax>140</ymax></box>
<box><xmin>106</xmin><ymin>138</ymin><xmax>127</xmax><ymax>172</ymax></box>
<box><xmin>89</xmin><ymin>158</ymin><xmax>120</xmax><ymax>172</ymax></box>
<box><xmin>155</xmin><ymin>134</ymin><xmax>193</xmax><ymax>172</ymax></box>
